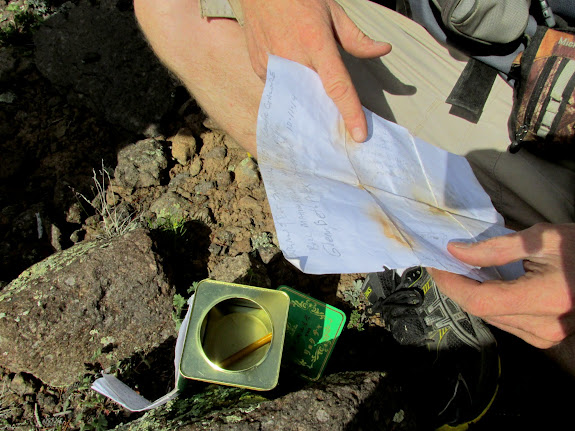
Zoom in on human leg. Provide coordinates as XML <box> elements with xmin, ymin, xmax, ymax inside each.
<box><xmin>133</xmin><ymin>0</ymin><xmax>262</xmax><ymax>156</ymax></box>
<box><xmin>134</xmin><ymin>0</ymin><xmax>496</xmax><ymax>158</ymax></box>
<box><xmin>135</xmin><ymin>0</ymin><xmax>573</xmax><ymax>229</ymax></box>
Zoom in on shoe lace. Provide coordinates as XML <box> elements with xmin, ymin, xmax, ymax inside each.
<box><xmin>378</xmin><ymin>287</ymin><xmax>423</xmax><ymax>309</ymax></box>
<box><xmin>377</xmin><ymin>287</ymin><xmax>424</xmax><ymax>324</ymax></box>
<box><xmin>374</xmin><ymin>285</ymin><xmax>436</xmax><ymax>347</ymax></box>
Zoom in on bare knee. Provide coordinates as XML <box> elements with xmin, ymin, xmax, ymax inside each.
<box><xmin>133</xmin><ymin>0</ymin><xmax>260</xmax><ymax>155</ymax></box>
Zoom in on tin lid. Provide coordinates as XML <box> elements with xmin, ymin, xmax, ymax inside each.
<box><xmin>278</xmin><ymin>286</ymin><xmax>346</xmax><ymax>381</ymax></box>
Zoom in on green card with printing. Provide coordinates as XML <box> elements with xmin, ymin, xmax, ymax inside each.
<box><xmin>278</xmin><ymin>286</ymin><xmax>346</xmax><ymax>381</ymax></box>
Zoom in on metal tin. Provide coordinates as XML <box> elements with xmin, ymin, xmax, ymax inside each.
<box><xmin>278</xmin><ymin>286</ymin><xmax>346</xmax><ymax>381</ymax></box>
<box><xmin>179</xmin><ymin>280</ymin><xmax>290</xmax><ymax>391</ymax></box>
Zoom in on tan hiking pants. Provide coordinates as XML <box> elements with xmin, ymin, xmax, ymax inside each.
<box><xmin>201</xmin><ymin>0</ymin><xmax>575</xmax><ymax>229</ymax></box>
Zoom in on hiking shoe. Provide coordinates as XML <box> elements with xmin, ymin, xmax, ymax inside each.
<box><xmin>362</xmin><ymin>267</ymin><xmax>500</xmax><ymax>430</ymax></box>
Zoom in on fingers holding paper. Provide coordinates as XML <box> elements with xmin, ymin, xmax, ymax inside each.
<box><xmin>428</xmin><ymin>223</ymin><xmax>575</xmax><ymax>349</ymax></box>
<box><xmin>238</xmin><ymin>0</ymin><xmax>391</xmax><ymax>143</ymax></box>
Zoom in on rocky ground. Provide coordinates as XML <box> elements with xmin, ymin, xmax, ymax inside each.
<box><xmin>0</xmin><ymin>1</ymin><xmax>574</xmax><ymax>430</ymax></box>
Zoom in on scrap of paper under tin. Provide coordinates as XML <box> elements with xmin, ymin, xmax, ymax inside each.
<box><xmin>91</xmin><ymin>295</ymin><xmax>195</xmax><ymax>411</ymax></box>
<box><xmin>257</xmin><ymin>56</ymin><xmax>523</xmax><ymax>281</ymax></box>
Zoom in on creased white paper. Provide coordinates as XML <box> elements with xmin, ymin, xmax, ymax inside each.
<box><xmin>257</xmin><ymin>56</ymin><xmax>523</xmax><ymax>281</ymax></box>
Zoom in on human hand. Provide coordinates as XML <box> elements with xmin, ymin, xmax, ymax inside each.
<box><xmin>428</xmin><ymin>223</ymin><xmax>575</xmax><ymax>349</ymax></box>
<box><xmin>238</xmin><ymin>0</ymin><xmax>392</xmax><ymax>142</ymax></box>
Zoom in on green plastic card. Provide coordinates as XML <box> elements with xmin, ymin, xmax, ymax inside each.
<box><xmin>278</xmin><ymin>286</ymin><xmax>346</xmax><ymax>381</ymax></box>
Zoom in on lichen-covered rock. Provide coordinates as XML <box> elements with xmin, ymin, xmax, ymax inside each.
<box><xmin>114</xmin><ymin>138</ymin><xmax>168</xmax><ymax>190</ymax></box>
<box><xmin>150</xmin><ymin>191</ymin><xmax>196</xmax><ymax>223</ymax></box>
<box><xmin>112</xmin><ymin>371</ymin><xmax>416</xmax><ymax>431</ymax></box>
<box><xmin>234</xmin><ymin>158</ymin><xmax>261</xmax><ymax>189</ymax></box>
<box><xmin>0</xmin><ymin>229</ymin><xmax>175</xmax><ymax>387</ymax></box>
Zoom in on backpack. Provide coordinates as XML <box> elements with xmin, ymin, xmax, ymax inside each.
<box><xmin>401</xmin><ymin>0</ymin><xmax>575</xmax><ymax>154</ymax></box>
<box><xmin>508</xmin><ymin>26</ymin><xmax>575</xmax><ymax>154</ymax></box>
<box><xmin>430</xmin><ymin>0</ymin><xmax>532</xmax><ymax>45</ymax></box>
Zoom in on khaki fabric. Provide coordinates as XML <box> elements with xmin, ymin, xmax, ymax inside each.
<box><xmin>200</xmin><ymin>0</ymin><xmax>575</xmax><ymax>229</ymax></box>
<box><xmin>199</xmin><ymin>0</ymin><xmax>235</xmax><ymax>19</ymax></box>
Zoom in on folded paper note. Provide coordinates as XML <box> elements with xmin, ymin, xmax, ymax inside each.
<box><xmin>257</xmin><ymin>56</ymin><xmax>523</xmax><ymax>281</ymax></box>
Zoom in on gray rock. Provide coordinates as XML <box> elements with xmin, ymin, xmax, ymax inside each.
<box><xmin>33</xmin><ymin>2</ymin><xmax>176</xmax><ymax>133</ymax></box>
<box><xmin>257</xmin><ymin>244</ymin><xmax>281</xmax><ymax>265</ymax></box>
<box><xmin>194</xmin><ymin>180</ymin><xmax>216</xmax><ymax>195</ymax></box>
<box><xmin>204</xmin><ymin>146</ymin><xmax>227</xmax><ymax>160</ymax></box>
<box><xmin>149</xmin><ymin>191</ymin><xmax>195</xmax><ymax>222</ymax></box>
<box><xmin>209</xmin><ymin>254</ymin><xmax>270</xmax><ymax>288</ymax></box>
<box><xmin>209</xmin><ymin>254</ymin><xmax>252</xmax><ymax>283</ymax></box>
<box><xmin>114</xmin><ymin>138</ymin><xmax>168</xmax><ymax>190</ymax></box>
<box><xmin>235</xmin><ymin>158</ymin><xmax>261</xmax><ymax>189</ymax></box>
<box><xmin>0</xmin><ymin>229</ymin><xmax>175</xmax><ymax>387</ymax></box>
<box><xmin>168</xmin><ymin>172</ymin><xmax>192</xmax><ymax>190</ymax></box>
<box><xmin>215</xmin><ymin>171</ymin><xmax>232</xmax><ymax>188</ymax></box>
<box><xmin>208</xmin><ymin>243</ymin><xmax>223</xmax><ymax>256</ymax></box>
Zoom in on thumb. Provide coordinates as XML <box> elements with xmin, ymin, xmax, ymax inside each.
<box><xmin>448</xmin><ymin>231</ymin><xmax>530</xmax><ymax>267</ymax></box>
<box><xmin>331</xmin><ymin>4</ymin><xmax>392</xmax><ymax>58</ymax></box>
